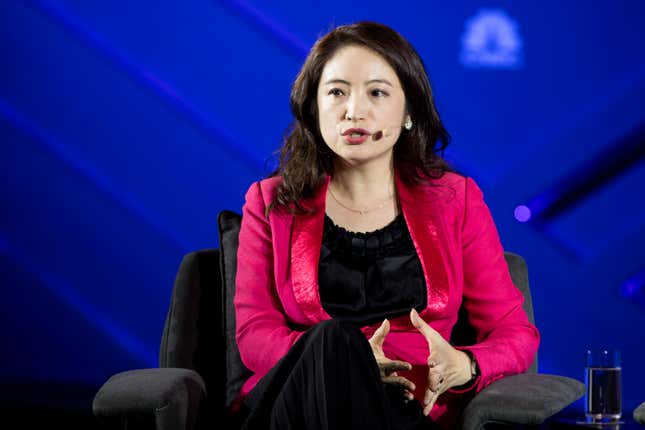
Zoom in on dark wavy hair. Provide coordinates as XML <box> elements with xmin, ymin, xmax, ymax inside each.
<box><xmin>269</xmin><ymin>21</ymin><xmax>453</xmax><ymax>214</ymax></box>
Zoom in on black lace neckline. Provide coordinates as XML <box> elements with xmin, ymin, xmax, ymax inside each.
<box><xmin>322</xmin><ymin>213</ymin><xmax>409</xmax><ymax>258</ymax></box>
<box><xmin>324</xmin><ymin>213</ymin><xmax>403</xmax><ymax>236</ymax></box>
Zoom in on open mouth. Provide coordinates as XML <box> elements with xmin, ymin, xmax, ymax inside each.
<box><xmin>341</xmin><ymin>128</ymin><xmax>371</xmax><ymax>137</ymax></box>
<box><xmin>339</xmin><ymin>128</ymin><xmax>372</xmax><ymax>144</ymax></box>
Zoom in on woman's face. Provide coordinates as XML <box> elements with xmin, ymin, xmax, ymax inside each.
<box><xmin>316</xmin><ymin>45</ymin><xmax>407</xmax><ymax>168</ymax></box>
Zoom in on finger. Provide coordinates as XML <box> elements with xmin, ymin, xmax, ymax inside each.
<box><xmin>423</xmin><ymin>365</ymin><xmax>434</xmax><ymax>406</ymax></box>
<box><xmin>423</xmin><ymin>365</ymin><xmax>442</xmax><ymax>402</ymax></box>
<box><xmin>370</xmin><ymin>319</ymin><xmax>390</xmax><ymax>346</ymax></box>
<box><xmin>427</xmin><ymin>356</ymin><xmax>438</xmax><ymax>368</ymax></box>
<box><xmin>423</xmin><ymin>391</ymin><xmax>439</xmax><ymax>416</ymax></box>
<box><xmin>381</xmin><ymin>359</ymin><xmax>413</xmax><ymax>374</ymax></box>
<box><xmin>409</xmin><ymin>309</ymin><xmax>437</xmax><ymax>344</ymax></box>
<box><xmin>382</xmin><ymin>375</ymin><xmax>416</xmax><ymax>392</ymax></box>
<box><xmin>423</xmin><ymin>386</ymin><xmax>434</xmax><ymax>407</ymax></box>
<box><xmin>428</xmin><ymin>370</ymin><xmax>443</xmax><ymax>392</ymax></box>
<box><xmin>435</xmin><ymin>375</ymin><xmax>446</xmax><ymax>394</ymax></box>
<box><xmin>403</xmin><ymin>389</ymin><xmax>414</xmax><ymax>401</ymax></box>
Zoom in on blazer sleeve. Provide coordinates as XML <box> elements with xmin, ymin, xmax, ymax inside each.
<box><xmin>458</xmin><ymin>177</ymin><xmax>540</xmax><ymax>392</ymax></box>
<box><xmin>234</xmin><ymin>181</ymin><xmax>303</xmax><ymax>378</ymax></box>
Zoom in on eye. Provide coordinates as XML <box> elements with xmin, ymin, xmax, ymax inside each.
<box><xmin>371</xmin><ymin>88</ymin><xmax>389</xmax><ymax>97</ymax></box>
<box><xmin>328</xmin><ymin>88</ymin><xmax>345</xmax><ymax>96</ymax></box>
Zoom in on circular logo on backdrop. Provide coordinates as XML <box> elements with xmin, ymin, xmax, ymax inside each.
<box><xmin>460</xmin><ymin>9</ymin><xmax>524</xmax><ymax>70</ymax></box>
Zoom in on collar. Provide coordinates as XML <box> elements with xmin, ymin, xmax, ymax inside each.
<box><xmin>290</xmin><ymin>170</ymin><xmax>450</xmax><ymax>323</ymax></box>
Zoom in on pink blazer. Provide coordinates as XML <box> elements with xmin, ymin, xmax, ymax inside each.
<box><xmin>234</xmin><ymin>170</ymin><xmax>540</xmax><ymax>427</ymax></box>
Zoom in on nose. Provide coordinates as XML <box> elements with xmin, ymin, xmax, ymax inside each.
<box><xmin>344</xmin><ymin>92</ymin><xmax>367</xmax><ymax>122</ymax></box>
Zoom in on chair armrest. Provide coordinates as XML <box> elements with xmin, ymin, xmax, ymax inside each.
<box><xmin>93</xmin><ymin>368</ymin><xmax>206</xmax><ymax>430</ymax></box>
<box><xmin>461</xmin><ymin>373</ymin><xmax>585</xmax><ymax>430</ymax></box>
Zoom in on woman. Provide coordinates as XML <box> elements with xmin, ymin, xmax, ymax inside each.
<box><xmin>234</xmin><ymin>21</ymin><xmax>540</xmax><ymax>429</ymax></box>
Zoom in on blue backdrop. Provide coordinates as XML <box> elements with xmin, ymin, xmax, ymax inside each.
<box><xmin>1</xmin><ymin>0</ymin><xmax>644</xmax><ymax>420</ymax></box>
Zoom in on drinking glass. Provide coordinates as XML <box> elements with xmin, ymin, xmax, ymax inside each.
<box><xmin>584</xmin><ymin>348</ymin><xmax>622</xmax><ymax>424</ymax></box>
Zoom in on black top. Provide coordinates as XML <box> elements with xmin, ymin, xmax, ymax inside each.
<box><xmin>318</xmin><ymin>213</ymin><xmax>427</xmax><ymax>326</ymax></box>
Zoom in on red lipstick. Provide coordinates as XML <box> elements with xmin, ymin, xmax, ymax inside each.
<box><xmin>341</xmin><ymin>128</ymin><xmax>371</xmax><ymax>144</ymax></box>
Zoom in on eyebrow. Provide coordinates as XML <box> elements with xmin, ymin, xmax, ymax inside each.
<box><xmin>323</xmin><ymin>78</ymin><xmax>393</xmax><ymax>87</ymax></box>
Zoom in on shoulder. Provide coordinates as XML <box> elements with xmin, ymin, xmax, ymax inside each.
<box><xmin>437</xmin><ymin>172</ymin><xmax>484</xmax><ymax>199</ymax></box>
<box><xmin>415</xmin><ymin>171</ymin><xmax>467</xmax><ymax>200</ymax></box>
<box><xmin>411</xmin><ymin>171</ymin><xmax>487</xmax><ymax>212</ymax></box>
<box><xmin>426</xmin><ymin>171</ymin><xmax>484</xmax><ymax>193</ymax></box>
<box><xmin>244</xmin><ymin>176</ymin><xmax>284</xmax><ymax>207</ymax></box>
<box><xmin>432</xmin><ymin>171</ymin><xmax>467</xmax><ymax>189</ymax></box>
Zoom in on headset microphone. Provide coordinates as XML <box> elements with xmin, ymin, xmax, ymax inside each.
<box><xmin>372</xmin><ymin>125</ymin><xmax>404</xmax><ymax>141</ymax></box>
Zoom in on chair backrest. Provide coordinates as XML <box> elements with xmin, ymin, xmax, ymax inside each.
<box><xmin>159</xmin><ymin>210</ymin><xmax>538</xmax><ymax>416</ymax></box>
<box><xmin>158</xmin><ymin>247</ymin><xmax>226</xmax><ymax>415</ymax></box>
<box><xmin>217</xmin><ymin>210</ymin><xmax>252</xmax><ymax>408</ymax></box>
<box><xmin>449</xmin><ymin>251</ymin><xmax>538</xmax><ymax>374</ymax></box>
<box><xmin>157</xmin><ymin>210</ymin><xmax>248</xmax><ymax>414</ymax></box>
<box><xmin>503</xmin><ymin>252</ymin><xmax>537</xmax><ymax>374</ymax></box>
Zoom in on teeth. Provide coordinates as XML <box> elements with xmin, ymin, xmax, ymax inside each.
<box><xmin>350</xmin><ymin>133</ymin><xmax>363</xmax><ymax>137</ymax></box>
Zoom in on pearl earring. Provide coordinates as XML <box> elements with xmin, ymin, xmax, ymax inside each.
<box><xmin>404</xmin><ymin>116</ymin><xmax>413</xmax><ymax>130</ymax></box>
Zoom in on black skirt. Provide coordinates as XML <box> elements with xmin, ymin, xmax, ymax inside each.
<box><xmin>239</xmin><ymin>319</ymin><xmax>440</xmax><ymax>430</ymax></box>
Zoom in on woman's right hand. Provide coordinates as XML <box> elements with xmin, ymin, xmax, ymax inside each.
<box><xmin>368</xmin><ymin>319</ymin><xmax>415</xmax><ymax>400</ymax></box>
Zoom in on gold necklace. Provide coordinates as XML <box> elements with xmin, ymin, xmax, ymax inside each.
<box><xmin>328</xmin><ymin>186</ymin><xmax>393</xmax><ymax>215</ymax></box>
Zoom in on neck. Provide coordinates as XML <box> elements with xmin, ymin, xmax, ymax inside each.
<box><xmin>330</xmin><ymin>159</ymin><xmax>395</xmax><ymax>204</ymax></box>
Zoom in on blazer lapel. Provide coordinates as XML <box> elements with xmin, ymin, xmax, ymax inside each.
<box><xmin>289</xmin><ymin>172</ymin><xmax>451</xmax><ymax>323</ymax></box>
<box><xmin>290</xmin><ymin>176</ymin><xmax>331</xmax><ymax>324</ymax></box>
<box><xmin>396</xmin><ymin>172</ymin><xmax>450</xmax><ymax>316</ymax></box>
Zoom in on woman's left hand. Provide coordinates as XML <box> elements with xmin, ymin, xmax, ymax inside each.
<box><xmin>410</xmin><ymin>308</ymin><xmax>472</xmax><ymax>416</ymax></box>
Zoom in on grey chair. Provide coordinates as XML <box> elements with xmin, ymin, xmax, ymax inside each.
<box><xmin>92</xmin><ymin>210</ymin><xmax>585</xmax><ymax>430</ymax></box>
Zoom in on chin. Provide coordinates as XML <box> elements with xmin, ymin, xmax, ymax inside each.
<box><xmin>338</xmin><ymin>151</ymin><xmax>393</xmax><ymax>168</ymax></box>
